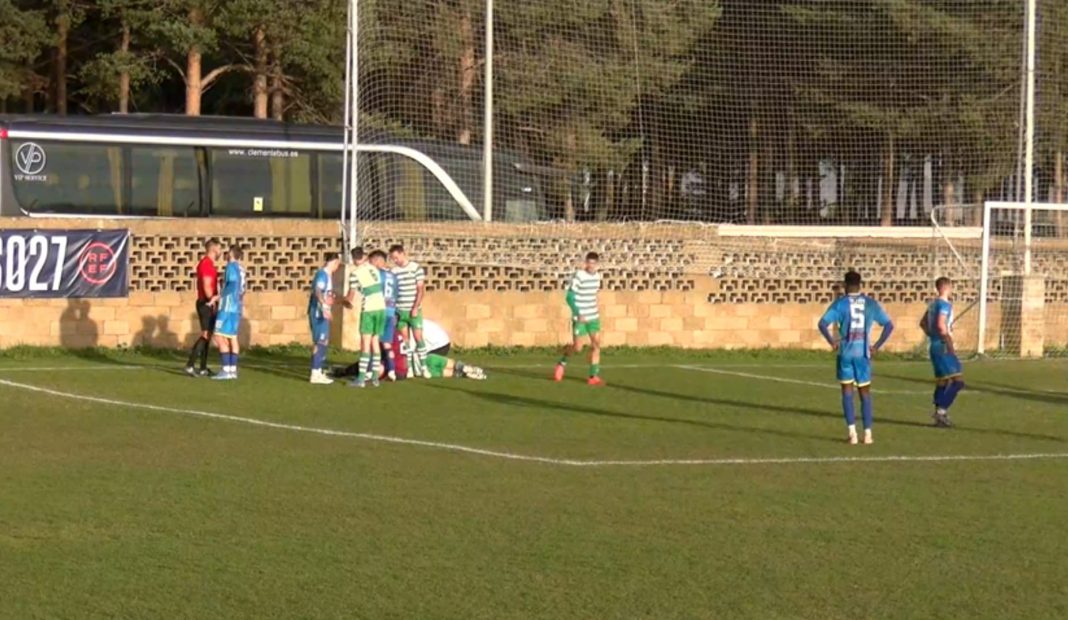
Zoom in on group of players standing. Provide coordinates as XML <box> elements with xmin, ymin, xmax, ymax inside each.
<box><xmin>184</xmin><ymin>239</ymin><xmax>485</xmax><ymax>386</ymax></box>
<box><xmin>184</xmin><ymin>239</ymin><xmax>965</xmax><ymax>444</ymax></box>
<box><xmin>817</xmin><ymin>270</ymin><xmax>966</xmax><ymax>445</ymax></box>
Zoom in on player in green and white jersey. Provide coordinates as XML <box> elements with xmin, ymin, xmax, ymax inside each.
<box><xmin>554</xmin><ymin>252</ymin><xmax>604</xmax><ymax>386</ymax></box>
<box><xmin>344</xmin><ymin>247</ymin><xmax>387</xmax><ymax>388</ymax></box>
<box><xmin>389</xmin><ymin>244</ymin><xmax>432</xmax><ymax>379</ymax></box>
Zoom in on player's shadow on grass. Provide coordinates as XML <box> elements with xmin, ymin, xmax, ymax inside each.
<box><xmin>423</xmin><ymin>381</ymin><xmax>839</xmax><ymax>444</ymax></box>
<box><xmin>495</xmin><ymin>368</ymin><xmax>1064</xmax><ymax>444</ymax></box>
<box><xmin>882</xmin><ymin>372</ymin><xmax>1068</xmax><ymax>407</ymax></box>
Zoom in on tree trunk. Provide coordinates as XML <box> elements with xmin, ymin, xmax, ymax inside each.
<box><xmin>942</xmin><ymin>172</ymin><xmax>955</xmax><ymax>226</ymax></box>
<box><xmin>972</xmin><ymin>189</ymin><xmax>984</xmax><ymax>227</ymax></box>
<box><xmin>252</xmin><ymin>26</ymin><xmax>269</xmax><ymax>119</ymax></box>
<box><xmin>269</xmin><ymin>59</ymin><xmax>284</xmax><ymax>121</ymax></box>
<box><xmin>185</xmin><ymin>6</ymin><xmax>205</xmax><ymax>116</ymax></box>
<box><xmin>431</xmin><ymin>86</ymin><xmax>448</xmax><ymax>138</ymax></box>
<box><xmin>54</xmin><ymin>2</ymin><xmax>70</xmax><ymax>115</ymax></box>
<box><xmin>599</xmin><ymin>169</ymin><xmax>614</xmax><ymax>221</ymax></box>
<box><xmin>118</xmin><ymin>23</ymin><xmax>131</xmax><ymax>113</ymax></box>
<box><xmin>456</xmin><ymin>9</ymin><xmax>476</xmax><ymax>145</ymax></box>
<box><xmin>880</xmin><ymin>131</ymin><xmax>895</xmax><ymax>226</ymax></box>
<box><xmin>561</xmin><ymin>128</ymin><xmax>578</xmax><ymax>222</ymax></box>
<box><xmin>1055</xmin><ymin>149</ymin><xmax>1066</xmax><ymax>237</ymax></box>
<box><xmin>746</xmin><ymin>115</ymin><xmax>759</xmax><ymax>224</ymax></box>
<box><xmin>786</xmin><ymin>119</ymin><xmax>799</xmax><ymax>222</ymax></box>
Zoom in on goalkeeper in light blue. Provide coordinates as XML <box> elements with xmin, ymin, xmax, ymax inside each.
<box><xmin>818</xmin><ymin>271</ymin><xmax>895</xmax><ymax>445</ymax></box>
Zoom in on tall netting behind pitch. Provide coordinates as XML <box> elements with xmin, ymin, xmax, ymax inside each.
<box><xmin>350</xmin><ymin>0</ymin><xmax>1068</xmax><ymax>350</ymax></box>
<box><xmin>354</xmin><ymin>1</ymin><xmax>1038</xmax><ymax>227</ymax></box>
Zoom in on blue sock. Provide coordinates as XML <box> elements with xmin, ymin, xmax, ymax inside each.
<box><xmin>860</xmin><ymin>393</ymin><xmax>873</xmax><ymax>430</ymax></box>
<box><xmin>231</xmin><ymin>354</ymin><xmax>239</xmax><ymax>371</ymax></box>
<box><xmin>841</xmin><ymin>391</ymin><xmax>856</xmax><ymax>426</ymax></box>
<box><xmin>311</xmin><ymin>345</ymin><xmax>326</xmax><ymax>371</ymax></box>
<box><xmin>943</xmin><ymin>380</ymin><xmax>965</xmax><ymax>410</ymax></box>
<box><xmin>934</xmin><ymin>384</ymin><xmax>947</xmax><ymax>407</ymax></box>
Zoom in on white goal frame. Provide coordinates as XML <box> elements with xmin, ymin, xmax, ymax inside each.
<box><xmin>979</xmin><ymin>200</ymin><xmax>1068</xmax><ymax>355</ymax></box>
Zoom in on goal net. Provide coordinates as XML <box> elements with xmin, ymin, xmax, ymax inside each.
<box><xmin>975</xmin><ymin>202</ymin><xmax>1068</xmax><ymax>358</ymax></box>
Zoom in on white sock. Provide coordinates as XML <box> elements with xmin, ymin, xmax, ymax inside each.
<box><xmin>847</xmin><ymin>424</ymin><xmax>857</xmax><ymax>436</ymax></box>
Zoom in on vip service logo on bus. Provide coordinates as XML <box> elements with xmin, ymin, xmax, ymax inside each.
<box><xmin>14</xmin><ymin>142</ymin><xmax>48</xmax><ymax>182</ymax></box>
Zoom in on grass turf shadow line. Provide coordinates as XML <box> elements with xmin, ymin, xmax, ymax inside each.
<box><xmin>495</xmin><ymin>367</ymin><xmax>1065</xmax><ymax>444</ymax></box>
<box><xmin>882</xmin><ymin>372</ymin><xmax>1068</xmax><ymax>408</ymax></box>
<box><xmin>422</xmin><ymin>380</ymin><xmax>840</xmax><ymax>444</ymax></box>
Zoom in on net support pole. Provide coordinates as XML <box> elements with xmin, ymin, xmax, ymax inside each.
<box><xmin>481</xmin><ymin>0</ymin><xmax>494</xmax><ymax>223</ymax></box>
<box><xmin>346</xmin><ymin>0</ymin><xmax>360</xmax><ymax>249</ymax></box>
<box><xmin>978</xmin><ymin>201</ymin><xmax>993</xmax><ymax>356</ymax></box>
<box><xmin>340</xmin><ymin>0</ymin><xmax>354</xmax><ymax>256</ymax></box>
<box><xmin>1023</xmin><ymin>0</ymin><xmax>1037</xmax><ymax>274</ymax></box>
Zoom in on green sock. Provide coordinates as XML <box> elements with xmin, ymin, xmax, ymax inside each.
<box><xmin>558</xmin><ymin>356</ymin><xmax>568</xmax><ymax>365</ymax></box>
<box><xmin>358</xmin><ymin>353</ymin><xmax>370</xmax><ymax>378</ymax></box>
<box><xmin>590</xmin><ymin>363</ymin><xmax>600</xmax><ymax>377</ymax></box>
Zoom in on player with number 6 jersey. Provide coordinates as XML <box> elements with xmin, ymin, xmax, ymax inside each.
<box><xmin>818</xmin><ymin>271</ymin><xmax>894</xmax><ymax>445</ymax></box>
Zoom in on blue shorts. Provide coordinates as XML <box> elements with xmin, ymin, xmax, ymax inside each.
<box><xmin>929</xmin><ymin>343</ymin><xmax>962</xmax><ymax>380</ymax></box>
<box><xmin>837</xmin><ymin>355</ymin><xmax>872</xmax><ymax>387</ymax></box>
<box><xmin>310</xmin><ymin>318</ymin><xmax>330</xmax><ymax>346</ymax></box>
<box><xmin>381</xmin><ymin>309</ymin><xmax>397</xmax><ymax>343</ymax></box>
<box><xmin>214</xmin><ymin>311</ymin><xmax>240</xmax><ymax>338</ymax></box>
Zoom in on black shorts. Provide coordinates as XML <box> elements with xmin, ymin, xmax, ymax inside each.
<box><xmin>196</xmin><ymin>299</ymin><xmax>217</xmax><ymax>333</ymax></box>
<box><xmin>429</xmin><ymin>343</ymin><xmax>451</xmax><ymax>357</ymax></box>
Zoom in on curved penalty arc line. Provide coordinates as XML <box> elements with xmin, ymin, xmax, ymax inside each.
<box><xmin>1</xmin><ymin>378</ymin><xmax>1066</xmax><ymax>468</ymax></box>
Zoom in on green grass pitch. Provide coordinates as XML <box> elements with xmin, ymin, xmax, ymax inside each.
<box><xmin>1</xmin><ymin>348</ymin><xmax>1066</xmax><ymax>619</ymax></box>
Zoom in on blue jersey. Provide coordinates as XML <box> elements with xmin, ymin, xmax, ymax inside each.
<box><xmin>218</xmin><ymin>262</ymin><xmax>245</xmax><ymax>315</ymax></box>
<box><xmin>820</xmin><ymin>294</ymin><xmax>890</xmax><ymax>359</ymax></box>
<box><xmin>380</xmin><ymin>269</ymin><xmax>399</xmax><ymax>310</ymax></box>
<box><xmin>925</xmin><ymin>298</ymin><xmax>953</xmax><ymax>345</ymax></box>
<box><xmin>308</xmin><ymin>268</ymin><xmax>332</xmax><ymax>321</ymax></box>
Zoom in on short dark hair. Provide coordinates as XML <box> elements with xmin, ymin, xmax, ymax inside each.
<box><xmin>844</xmin><ymin>270</ymin><xmax>862</xmax><ymax>291</ymax></box>
<box><xmin>324</xmin><ymin>252</ymin><xmax>339</xmax><ymax>263</ymax></box>
<box><xmin>585</xmin><ymin>251</ymin><xmax>600</xmax><ymax>261</ymax></box>
<box><xmin>205</xmin><ymin>238</ymin><xmax>220</xmax><ymax>250</ymax></box>
<box><xmin>351</xmin><ymin>247</ymin><xmax>365</xmax><ymax>261</ymax></box>
<box><xmin>369</xmin><ymin>250</ymin><xmax>387</xmax><ymax>261</ymax></box>
<box><xmin>388</xmin><ymin>244</ymin><xmax>405</xmax><ymax>255</ymax></box>
<box><xmin>935</xmin><ymin>276</ymin><xmax>953</xmax><ymax>292</ymax></box>
<box><xmin>229</xmin><ymin>246</ymin><xmax>244</xmax><ymax>260</ymax></box>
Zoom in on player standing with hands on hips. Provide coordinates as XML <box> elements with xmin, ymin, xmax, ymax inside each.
<box><xmin>818</xmin><ymin>271</ymin><xmax>894</xmax><ymax>445</ymax></box>
<box><xmin>555</xmin><ymin>252</ymin><xmax>604</xmax><ymax>386</ymax></box>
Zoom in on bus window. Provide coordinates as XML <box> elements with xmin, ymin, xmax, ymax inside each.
<box><xmin>9</xmin><ymin>140</ymin><xmax>123</xmax><ymax>215</ymax></box>
<box><xmin>319</xmin><ymin>153</ymin><xmax>389</xmax><ymax>220</ymax></box>
<box><xmin>129</xmin><ymin>146</ymin><xmax>201</xmax><ymax>216</ymax></box>
<box><xmin>210</xmin><ymin>148</ymin><xmax>312</xmax><ymax>216</ymax></box>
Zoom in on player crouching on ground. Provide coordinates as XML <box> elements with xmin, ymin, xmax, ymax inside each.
<box><xmin>817</xmin><ymin>271</ymin><xmax>894</xmax><ymax>445</ymax></box>
<box><xmin>554</xmin><ymin>251</ymin><xmax>604</xmax><ymax>386</ymax></box>
<box><xmin>391</xmin><ymin>329</ymin><xmax>486</xmax><ymax>380</ymax></box>
<box><xmin>308</xmin><ymin>252</ymin><xmax>342</xmax><ymax>385</ymax></box>
<box><xmin>920</xmin><ymin>277</ymin><xmax>965</xmax><ymax>428</ymax></box>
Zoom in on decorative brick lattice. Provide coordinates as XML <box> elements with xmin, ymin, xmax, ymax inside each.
<box><xmin>130</xmin><ymin>234</ymin><xmax>339</xmax><ymax>293</ymax></box>
<box><xmin>121</xmin><ymin>223</ymin><xmax>1068</xmax><ymax>303</ymax></box>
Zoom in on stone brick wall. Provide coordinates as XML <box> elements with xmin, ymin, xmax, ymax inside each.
<box><xmin>0</xmin><ymin>217</ymin><xmax>1065</xmax><ymax>353</ymax></box>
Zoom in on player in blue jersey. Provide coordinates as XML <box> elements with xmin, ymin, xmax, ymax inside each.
<box><xmin>212</xmin><ymin>247</ymin><xmax>247</xmax><ymax>381</ymax></box>
<box><xmin>308</xmin><ymin>252</ymin><xmax>342</xmax><ymax>385</ymax></box>
<box><xmin>818</xmin><ymin>271</ymin><xmax>895</xmax><ymax>444</ymax></box>
<box><xmin>370</xmin><ymin>250</ymin><xmax>400</xmax><ymax>381</ymax></box>
<box><xmin>919</xmin><ymin>277</ymin><xmax>965</xmax><ymax>428</ymax></box>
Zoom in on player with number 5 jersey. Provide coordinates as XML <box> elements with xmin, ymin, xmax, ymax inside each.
<box><xmin>818</xmin><ymin>271</ymin><xmax>894</xmax><ymax>445</ymax></box>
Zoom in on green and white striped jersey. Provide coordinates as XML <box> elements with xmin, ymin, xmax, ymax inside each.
<box><xmin>391</xmin><ymin>261</ymin><xmax>426</xmax><ymax>311</ymax></box>
<box><xmin>568</xmin><ymin>270</ymin><xmax>601</xmax><ymax>321</ymax></box>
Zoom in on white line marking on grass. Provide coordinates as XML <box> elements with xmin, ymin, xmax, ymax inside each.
<box><xmin>2</xmin><ymin>377</ymin><xmax>1064</xmax><ymax>468</ymax></box>
<box><xmin>0</xmin><ymin>365</ymin><xmax>143</xmax><ymax>373</ymax></box>
<box><xmin>675</xmin><ymin>365</ymin><xmax>930</xmax><ymax>395</ymax></box>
